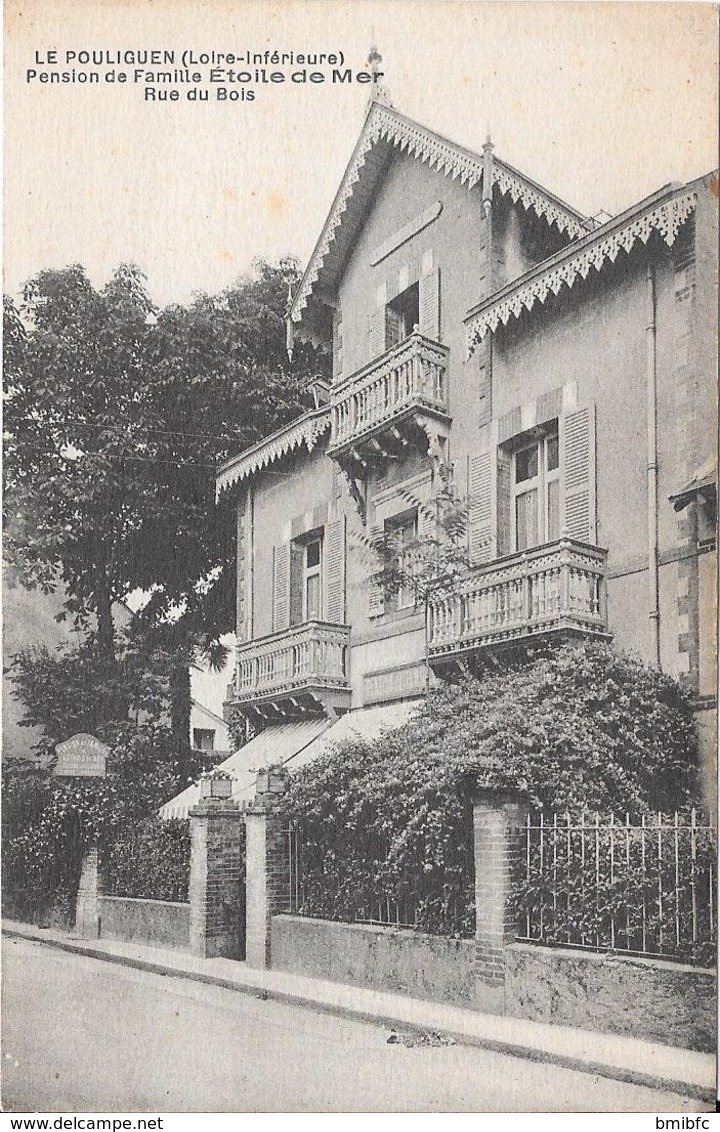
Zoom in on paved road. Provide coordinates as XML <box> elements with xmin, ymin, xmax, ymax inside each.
<box><xmin>1</xmin><ymin>937</ymin><xmax>709</xmax><ymax>1113</ymax></box>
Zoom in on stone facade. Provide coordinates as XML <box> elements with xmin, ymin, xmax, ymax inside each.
<box><xmin>505</xmin><ymin>942</ymin><xmax>716</xmax><ymax>1054</ymax></box>
<box><xmin>271</xmin><ymin>915</ymin><xmax>476</xmax><ymax>1006</ymax></box>
<box><xmin>98</xmin><ymin>896</ymin><xmax>190</xmax><ymax>952</ymax></box>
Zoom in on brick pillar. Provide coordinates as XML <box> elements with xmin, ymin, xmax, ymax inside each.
<box><xmin>189</xmin><ymin>790</ymin><xmax>245</xmax><ymax>959</ymax></box>
<box><xmin>473</xmin><ymin>787</ymin><xmax>527</xmax><ymax>1014</ymax></box>
<box><xmin>244</xmin><ymin>772</ymin><xmax>290</xmax><ymax>970</ymax></box>
<box><xmin>75</xmin><ymin>847</ymin><xmax>101</xmax><ymax>939</ymax></box>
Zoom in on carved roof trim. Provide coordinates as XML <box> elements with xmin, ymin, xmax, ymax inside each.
<box><xmin>466</xmin><ymin>183</ymin><xmax>699</xmax><ymax>346</ymax></box>
<box><xmin>289</xmin><ymin>103</ymin><xmax>589</xmax><ymax>334</ymax></box>
<box><xmin>215</xmin><ymin>408</ymin><xmax>331</xmax><ymax>499</ymax></box>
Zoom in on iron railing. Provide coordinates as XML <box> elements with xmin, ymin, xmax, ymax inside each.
<box><xmin>516</xmin><ymin>810</ymin><xmax>716</xmax><ymax>965</ymax></box>
<box><xmin>286</xmin><ymin>823</ymin><xmax>474</xmax><ymax>937</ymax></box>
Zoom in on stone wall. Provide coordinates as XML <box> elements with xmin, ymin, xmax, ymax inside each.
<box><xmin>271</xmin><ymin>914</ymin><xmax>476</xmax><ymax>1006</ymax></box>
<box><xmin>99</xmin><ymin>896</ymin><xmax>190</xmax><ymax>951</ymax></box>
<box><xmin>505</xmin><ymin>942</ymin><xmax>716</xmax><ymax>1053</ymax></box>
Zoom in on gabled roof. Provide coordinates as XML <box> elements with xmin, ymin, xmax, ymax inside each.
<box><xmin>288</xmin><ymin>101</ymin><xmax>591</xmax><ymax>343</ymax></box>
<box><xmin>215</xmin><ymin>406</ymin><xmax>330</xmax><ymax>499</ymax></box>
<box><xmin>465</xmin><ymin>178</ymin><xmax>703</xmax><ymax>346</ymax></box>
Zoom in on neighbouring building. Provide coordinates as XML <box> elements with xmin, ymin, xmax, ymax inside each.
<box><xmin>162</xmin><ymin>89</ymin><xmax>717</xmax><ymax>819</ymax></box>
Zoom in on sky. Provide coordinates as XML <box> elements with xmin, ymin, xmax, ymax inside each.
<box><xmin>4</xmin><ymin>0</ymin><xmax>718</xmax><ymax>310</ymax></box>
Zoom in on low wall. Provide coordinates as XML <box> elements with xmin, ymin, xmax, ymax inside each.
<box><xmin>505</xmin><ymin>942</ymin><xmax>716</xmax><ymax>1052</ymax></box>
<box><xmin>99</xmin><ymin>896</ymin><xmax>190</xmax><ymax>951</ymax></box>
<box><xmin>271</xmin><ymin>914</ymin><xmax>476</xmax><ymax>1006</ymax></box>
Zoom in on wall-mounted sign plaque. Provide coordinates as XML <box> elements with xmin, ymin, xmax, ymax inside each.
<box><xmin>54</xmin><ymin>733</ymin><xmax>109</xmax><ymax>778</ymax></box>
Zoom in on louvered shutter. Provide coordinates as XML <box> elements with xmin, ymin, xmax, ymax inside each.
<box><xmin>367</xmin><ymin>521</ymin><xmax>385</xmax><ymax>618</ymax></box>
<box><xmin>236</xmin><ymin>500</ymin><xmax>246</xmax><ymax>641</ymax></box>
<box><xmin>332</xmin><ymin>308</ymin><xmax>343</xmax><ymax>380</ymax></box>
<box><xmin>324</xmin><ymin>518</ymin><xmax>346</xmax><ymax>624</ymax></box>
<box><xmin>419</xmin><ymin>267</ymin><xmax>440</xmax><ymax>340</ymax></box>
<box><xmin>368</xmin><ymin>309</ymin><xmax>386</xmax><ymax>360</ymax></box>
<box><xmin>561</xmin><ymin>406</ymin><xmax>596</xmax><ymax>542</ymax></box>
<box><xmin>415</xmin><ymin>499</ymin><xmax>436</xmax><ymax>588</ymax></box>
<box><xmin>238</xmin><ymin>490</ymin><xmax>254</xmax><ymax>642</ymax></box>
<box><xmin>476</xmin><ymin>341</ymin><xmax>492</xmax><ymax>428</ymax></box>
<box><xmin>468</xmin><ymin>452</ymin><xmax>495</xmax><ymax>564</ymax></box>
<box><xmin>417</xmin><ymin>498</ymin><xmax>435</xmax><ymax>543</ymax></box>
<box><xmin>496</xmin><ymin>450</ymin><xmax>513</xmax><ymax>557</ymax></box>
<box><xmin>289</xmin><ymin>541</ymin><xmax>304</xmax><ymax>626</ymax></box>
<box><xmin>272</xmin><ymin>542</ymin><xmax>291</xmax><ymax>632</ymax></box>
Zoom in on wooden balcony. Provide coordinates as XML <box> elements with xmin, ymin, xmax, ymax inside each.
<box><xmin>232</xmin><ymin>620</ymin><xmax>351</xmax><ymax>720</ymax></box>
<box><xmin>328</xmin><ymin>331</ymin><xmax>451</xmax><ymax>469</ymax></box>
<box><xmin>427</xmin><ymin>539</ymin><xmax>609</xmax><ymax>666</ymax></box>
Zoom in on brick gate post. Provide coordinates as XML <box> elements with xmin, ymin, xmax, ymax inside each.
<box><xmin>472</xmin><ymin>786</ymin><xmax>527</xmax><ymax>1014</ymax></box>
<box><xmin>75</xmin><ymin>847</ymin><xmax>101</xmax><ymax>938</ymax></box>
<box><xmin>244</xmin><ymin>768</ymin><xmax>290</xmax><ymax>970</ymax></box>
<box><xmin>189</xmin><ymin>782</ymin><xmax>245</xmax><ymax>959</ymax></box>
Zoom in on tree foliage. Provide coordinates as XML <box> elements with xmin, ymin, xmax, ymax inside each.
<box><xmin>367</xmin><ymin>466</ymin><xmax>470</xmax><ymax>611</ymax></box>
<box><xmin>103</xmin><ymin>817</ymin><xmax>191</xmax><ymax>903</ymax></box>
<box><xmin>1</xmin><ymin>720</ymin><xmax>206</xmax><ymax>925</ymax></box>
<box><xmin>3</xmin><ymin>256</ymin><xmax>328</xmax><ymax>747</ymax></box>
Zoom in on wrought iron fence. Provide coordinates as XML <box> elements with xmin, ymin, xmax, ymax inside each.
<box><xmin>515</xmin><ymin>810</ymin><xmax>716</xmax><ymax>966</ymax></box>
<box><xmin>286</xmin><ymin>823</ymin><xmax>474</xmax><ymax>937</ymax></box>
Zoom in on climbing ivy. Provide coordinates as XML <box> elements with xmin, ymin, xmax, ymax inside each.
<box><xmin>282</xmin><ymin>643</ymin><xmax>702</xmax><ymax>939</ymax></box>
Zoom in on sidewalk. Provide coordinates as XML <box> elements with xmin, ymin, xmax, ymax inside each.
<box><xmin>3</xmin><ymin>918</ymin><xmax>715</xmax><ymax>1103</ymax></box>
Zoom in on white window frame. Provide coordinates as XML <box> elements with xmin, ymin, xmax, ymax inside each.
<box><xmin>302</xmin><ymin>536</ymin><xmax>323</xmax><ymax>621</ymax></box>
<box><xmin>512</xmin><ymin>426</ymin><xmax>560</xmax><ymax>552</ymax></box>
<box><xmin>386</xmin><ymin>510</ymin><xmax>419</xmax><ymax>611</ymax></box>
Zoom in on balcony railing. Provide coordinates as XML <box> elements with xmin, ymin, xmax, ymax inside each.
<box><xmin>234</xmin><ymin>620</ymin><xmax>350</xmax><ymax>709</ymax></box>
<box><xmin>427</xmin><ymin>539</ymin><xmax>607</xmax><ymax>660</ymax></box>
<box><xmin>329</xmin><ymin>331</ymin><xmax>450</xmax><ymax>454</ymax></box>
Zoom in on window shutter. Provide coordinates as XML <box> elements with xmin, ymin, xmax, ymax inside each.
<box><xmin>496</xmin><ymin>450</ymin><xmax>513</xmax><ymax>557</ymax></box>
<box><xmin>468</xmin><ymin>452</ymin><xmax>495</xmax><ymax>564</ymax></box>
<box><xmin>289</xmin><ymin>541</ymin><xmax>304</xmax><ymax>626</ymax></box>
<box><xmin>561</xmin><ymin>406</ymin><xmax>596</xmax><ymax>542</ymax></box>
<box><xmin>476</xmin><ymin>341</ymin><xmax>492</xmax><ymax>428</ymax></box>
<box><xmin>332</xmin><ymin>308</ymin><xmax>343</xmax><ymax>380</ymax></box>
<box><xmin>419</xmin><ymin>267</ymin><xmax>440</xmax><ymax>340</ymax></box>
<box><xmin>273</xmin><ymin>542</ymin><xmax>291</xmax><ymax>632</ymax></box>
<box><xmin>367</xmin><ymin>521</ymin><xmax>385</xmax><ymax>618</ymax></box>
<box><xmin>368</xmin><ymin>308</ymin><xmax>386</xmax><ymax>360</ymax></box>
<box><xmin>417</xmin><ymin>499</ymin><xmax>435</xmax><ymax>543</ymax></box>
<box><xmin>239</xmin><ymin>489</ymin><xmax>254</xmax><ymax>642</ymax></box>
<box><xmin>324</xmin><ymin>518</ymin><xmax>346</xmax><ymax>623</ymax></box>
<box><xmin>236</xmin><ymin>500</ymin><xmax>246</xmax><ymax>641</ymax></box>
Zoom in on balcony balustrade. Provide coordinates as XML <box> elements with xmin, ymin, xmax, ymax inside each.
<box><xmin>427</xmin><ymin>539</ymin><xmax>608</xmax><ymax>663</ymax></box>
<box><xmin>328</xmin><ymin>331</ymin><xmax>450</xmax><ymax>463</ymax></box>
<box><xmin>233</xmin><ymin>620</ymin><xmax>351</xmax><ymax>718</ymax></box>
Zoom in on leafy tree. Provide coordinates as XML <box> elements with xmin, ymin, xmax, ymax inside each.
<box><xmin>368</xmin><ymin>464</ymin><xmax>470</xmax><ymax>613</ymax></box>
<box><xmin>3</xmin><ymin>257</ymin><xmax>329</xmax><ymax>750</ymax></box>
